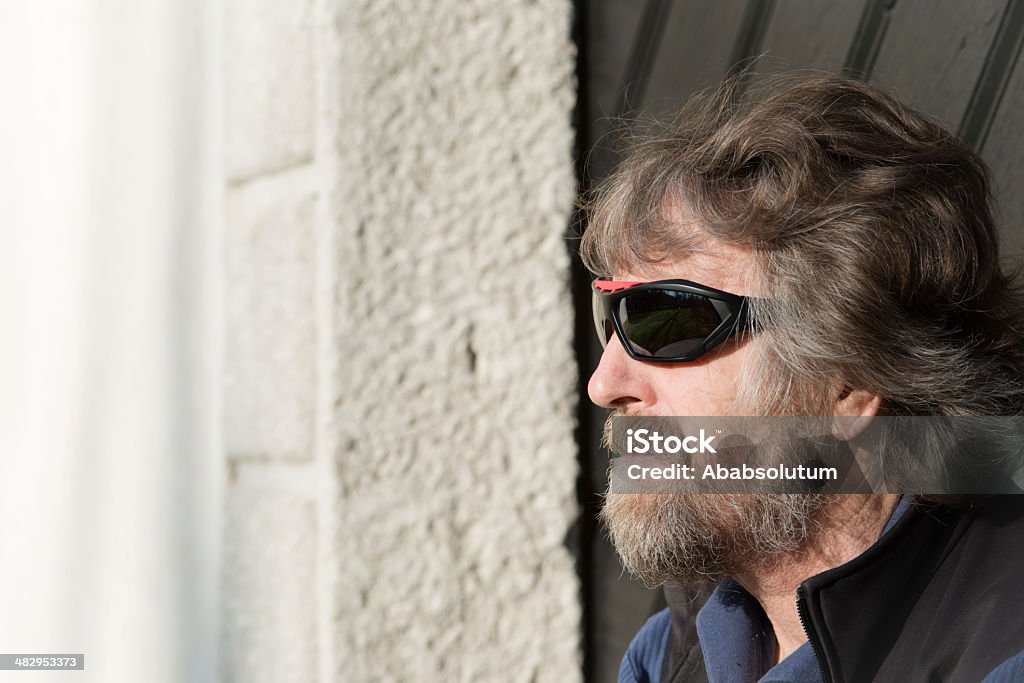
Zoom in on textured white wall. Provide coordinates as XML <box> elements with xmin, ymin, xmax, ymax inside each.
<box><xmin>223</xmin><ymin>1</ymin><xmax>580</xmax><ymax>682</ymax></box>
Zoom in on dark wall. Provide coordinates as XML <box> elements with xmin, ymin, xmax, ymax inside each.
<box><xmin>574</xmin><ymin>1</ymin><xmax>1024</xmax><ymax>681</ymax></box>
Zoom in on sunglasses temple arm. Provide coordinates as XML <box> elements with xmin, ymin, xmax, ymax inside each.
<box><xmin>737</xmin><ymin>298</ymin><xmax>763</xmax><ymax>332</ymax></box>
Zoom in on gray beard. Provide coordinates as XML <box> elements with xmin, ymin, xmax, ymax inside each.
<box><xmin>600</xmin><ymin>487</ymin><xmax>826</xmax><ymax>587</ymax></box>
<box><xmin>598</xmin><ymin>402</ymin><xmax>831</xmax><ymax>587</ymax></box>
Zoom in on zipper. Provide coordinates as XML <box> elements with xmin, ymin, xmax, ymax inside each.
<box><xmin>796</xmin><ymin>584</ymin><xmax>832</xmax><ymax>683</ymax></box>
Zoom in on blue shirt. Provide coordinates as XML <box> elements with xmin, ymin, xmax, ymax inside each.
<box><xmin>696</xmin><ymin>579</ymin><xmax>821</xmax><ymax>682</ymax></box>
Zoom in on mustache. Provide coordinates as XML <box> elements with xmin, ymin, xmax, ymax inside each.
<box><xmin>601</xmin><ymin>410</ymin><xmax>625</xmax><ymax>450</ymax></box>
<box><xmin>601</xmin><ymin>410</ymin><xmax>666</xmax><ymax>451</ymax></box>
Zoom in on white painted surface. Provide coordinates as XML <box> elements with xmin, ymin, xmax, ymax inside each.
<box><xmin>0</xmin><ymin>2</ymin><xmax>222</xmax><ymax>682</ymax></box>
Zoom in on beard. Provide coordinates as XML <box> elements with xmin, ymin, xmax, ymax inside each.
<box><xmin>600</xmin><ymin>489</ymin><xmax>826</xmax><ymax>587</ymax></box>
<box><xmin>599</xmin><ymin>414</ymin><xmax>827</xmax><ymax>587</ymax></box>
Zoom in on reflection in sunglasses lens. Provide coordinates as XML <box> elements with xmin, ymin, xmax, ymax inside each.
<box><xmin>620</xmin><ymin>290</ymin><xmax>721</xmax><ymax>358</ymax></box>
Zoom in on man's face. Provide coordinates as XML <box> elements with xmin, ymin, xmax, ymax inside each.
<box><xmin>590</xmin><ymin>239</ymin><xmax>824</xmax><ymax>586</ymax></box>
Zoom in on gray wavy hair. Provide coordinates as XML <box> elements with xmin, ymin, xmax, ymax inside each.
<box><xmin>581</xmin><ymin>73</ymin><xmax>1024</xmax><ymax>425</ymax></box>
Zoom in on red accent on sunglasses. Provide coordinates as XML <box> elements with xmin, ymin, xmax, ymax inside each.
<box><xmin>593</xmin><ymin>280</ymin><xmax>645</xmax><ymax>293</ymax></box>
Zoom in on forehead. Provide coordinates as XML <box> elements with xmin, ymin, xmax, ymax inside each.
<box><xmin>613</xmin><ymin>239</ymin><xmax>760</xmax><ymax>298</ymax></box>
<box><xmin>607</xmin><ymin>197</ymin><xmax>761</xmax><ymax>296</ymax></box>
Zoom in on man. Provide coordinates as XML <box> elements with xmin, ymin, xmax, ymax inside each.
<box><xmin>582</xmin><ymin>74</ymin><xmax>1024</xmax><ymax>682</ymax></box>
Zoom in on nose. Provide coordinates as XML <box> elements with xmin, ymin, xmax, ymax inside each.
<box><xmin>587</xmin><ymin>335</ymin><xmax>650</xmax><ymax>410</ymax></box>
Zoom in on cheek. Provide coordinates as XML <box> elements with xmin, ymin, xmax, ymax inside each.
<box><xmin>657</xmin><ymin>350</ymin><xmax>749</xmax><ymax>415</ymax></box>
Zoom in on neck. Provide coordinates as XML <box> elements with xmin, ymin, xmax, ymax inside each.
<box><xmin>732</xmin><ymin>494</ymin><xmax>901</xmax><ymax>664</ymax></box>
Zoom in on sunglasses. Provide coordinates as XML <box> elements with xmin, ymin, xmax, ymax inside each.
<box><xmin>592</xmin><ymin>278</ymin><xmax>757</xmax><ymax>363</ymax></box>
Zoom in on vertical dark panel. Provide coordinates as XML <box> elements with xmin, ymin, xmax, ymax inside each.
<box><xmin>869</xmin><ymin>0</ymin><xmax>1009</xmax><ymax>125</ymax></box>
<box><xmin>960</xmin><ymin>0</ymin><xmax>1024</xmax><ymax>150</ymax></box>
<box><xmin>585</xmin><ymin>0</ymin><xmax>671</xmax><ymax>181</ymax></box>
<box><xmin>641</xmin><ymin>0</ymin><xmax>749</xmax><ymax>119</ymax></box>
<box><xmin>583</xmin><ymin>1</ymin><xmax>656</xmax><ymax>197</ymax></box>
<box><xmin>585</xmin><ymin>1</ymin><xmax>651</xmax><ymax>124</ymax></box>
<box><xmin>616</xmin><ymin>0</ymin><xmax>675</xmax><ymax>115</ymax></box>
<box><xmin>727</xmin><ymin>0</ymin><xmax>778</xmax><ymax>78</ymax></box>
<box><xmin>981</xmin><ymin>43</ymin><xmax>1024</xmax><ymax>259</ymax></box>
<box><xmin>755</xmin><ymin>0</ymin><xmax>870</xmax><ymax>75</ymax></box>
<box><xmin>844</xmin><ymin>0</ymin><xmax>896</xmax><ymax>77</ymax></box>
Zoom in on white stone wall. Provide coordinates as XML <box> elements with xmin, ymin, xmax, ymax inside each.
<box><xmin>222</xmin><ymin>1</ymin><xmax>580</xmax><ymax>681</ymax></box>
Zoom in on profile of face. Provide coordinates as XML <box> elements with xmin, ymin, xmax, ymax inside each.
<box><xmin>590</xmin><ymin>239</ymin><xmax>826</xmax><ymax>586</ymax></box>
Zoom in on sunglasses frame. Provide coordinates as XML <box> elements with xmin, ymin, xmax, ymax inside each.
<box><xmin>592</xmin><ymin>278</ymin><xmax>756</xmax><ymax>363</ymax></box>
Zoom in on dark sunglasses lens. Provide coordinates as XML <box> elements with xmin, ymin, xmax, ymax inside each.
<box><xmin>619</xmin><ymin>289</ymin><xmax>722</xmax><ymax>358</ymax></box>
